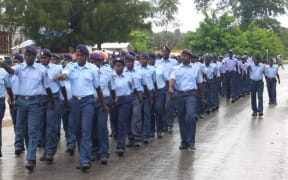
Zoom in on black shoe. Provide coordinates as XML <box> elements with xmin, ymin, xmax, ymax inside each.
<box><xmin>188</xmin><ymin>145</ymin><xmax>196</xmax><ymax>151</ymax></box>
<box><xmin>15</xmin><ymin>149</ymin><xmax>22</xmax><ymax>156</ymax></box>
<box><xmin>179</xmin><ymin>144</ymin><xmax>188</xmax><ymax>150</ymax></box>
<box><xmin>81</xmin><ymin>164</ymin><xmax>91</xmax><ymax>172</ymax></box>
<box><xmin>126</xmin><ymin>141</ymin><xmax>135</xmax><ymax>148</ymax></box>
<box><xmin>39</xmin><ymin>154</ymin><xmax>46</xmax><ymax>161</ymax></box>
<box><xmin>25</xmin><ymin>161</ymin><xmax>35</xmax><ymax>172</ymax></box>
<box><xmin>115</xmin><ymin>149</ymin><xmax>124</xmax><ymax>157</ymax></box>
<box><xmin>258</xmin><ymin>112</ymin><xmax>263</xmax><ymax>117</ymax></box>
<box><xmin>65</xmin><ymin>148</ymin><xmax>74</xmax><ymax>156</ymax></box>
<box><xmin>0</xmin><ymin>151</ymin><xmax>2</xmax><ymax>157</ymax></box>
<box><xmin>143</xmin><ymin>139</ymin><xmax>149</xmax><ymax>144</ymax></box>
<box><xmin>46</xmin><ymin>155</ymin><xmax>54</xmax><ymax>164</ymax></box>
<box><xmin>134</xmin><ymin>142</ymin><xmax>141</xmax><ymax>149</ymax></box>
<box><xmin>150</xmin><ymin>133</ymin><xmax>155</xmax><ymax>138</ymax></box>
<box><xmin>252</xmin><ymin>112</ymin><xmax>257</xmax><ymax>117</ymax></box>
<box><xmin>157</xmin><ymin>132</ymin><xmax>164</xmax><ymax>139</ymax></box>
<box><xmin>100</xmin><ymin>157</ymin><xmax>108</xmax><ymax>165</ymax></box>
<box><xmin>231</xmin><ymin>98</ymin><xmax>236</xmax><ymax>103</ymax></box>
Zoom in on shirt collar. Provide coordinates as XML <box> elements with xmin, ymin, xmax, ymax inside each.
<box><xmin>22</xmin><ymin>62</ymin><xmax>37</xmax><ymax>70</ymax></box>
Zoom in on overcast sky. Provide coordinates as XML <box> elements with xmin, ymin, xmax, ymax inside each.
<box><xmin>153</xmin><ymin>0</ymin><xmax>288</xmax><ymax>32</ymax></box>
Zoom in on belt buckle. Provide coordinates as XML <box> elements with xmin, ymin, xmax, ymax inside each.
<box><xmin>77</xmin><ymin>96</ymin><xmax>82</xmax><ymax>100</ymax></box>
<box><xmin>25</xmin><ymin>96</ymin><xmax>30</xmax><ymax>100</ymax></box>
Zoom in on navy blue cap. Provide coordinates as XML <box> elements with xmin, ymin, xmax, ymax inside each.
<box><xmin>25</xmin><ymin>45</ymin><xmax>37</xmax><ymax>55</ymax></box>
<box><xmin>162</xmin><ymin>45</ymin><xmax>171</xmax><ymax>52</ymax></box>
<box><xmin>191</xmin><ymin>53</ymin><xmax>199</xmax><ymax>59</ymax></box>
<box><xmin>111</xmin><ymin>54</ymin><xmax>117</xmax><ymax>58</ymax></box>
<box><xmin>241</xmin><ymin>55</ymin><xmax>247</xmax><ymax>59</ymax></box>
<box><xmin>128</xmin><ymin>51</ymin><xmax>136</xmax><ymax>57</ymax></box>
<box><xmin>120</xmin><ymin>50</ymin><xmax>127</xmax><ymax>56</ymax></box>
<box><xmin>113</xmin><ymin>58</ymin><xmax>125</xmax><ymax>65</ymax></box>
<box><xmin>139</xmin><ymin>53</ymin><xmax>149</xmax><ymax>59</ymax></box>
<box><xmin>12</xmin><ymin>53</ymin><xmax>24</xmax><ymax>61</ymax></box>
<box><xmin>64</xmin><ymin>53</ymin><xmax>72</xmax><ymax>60</ymax></box>
<box><xmin>148</xmin><ymin>52</ymin><xmax>156</xmax><ymax>59</ymax></box>
<box><xmin>52</xmin><ymin>54</ymin><xmax>60</xmax><ymax>59</ymax></box>
<box><xmin>254</xmin><ymin>54</ymin><xmax>261</xmax><ymax>61</ymax></box>
<box><xmin>40</xmin><ymin>48</ymin><xmax>52</xmax><ymax>57</ymax></box>
<box><xmin>125</xmin><ymin>54</ymin><xmax>135</xmax><ymax>61</ymax></box>
<box><xmin>76</xmin><ymin>44</ymin><xmax>89</xmax><ymax>55</ymax></box>
<box><xmin>90</xmin><ymin>53</ymin><xmax>104</xmax><ymax>61</ymax></box>
<box><xmin>181</xmin><ymin>50</ymin><xmax>192</xmax><ymax>57</ymax></box>
<box><xmin>228</xmin><ymin>49</ymin><xmax>233</xmax><ymax>53</ymax></box>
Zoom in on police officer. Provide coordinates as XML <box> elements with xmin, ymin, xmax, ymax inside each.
<box><xmin>139</xmin><ymin>53</ymin><xmax>154</xmax><ymax>144</ymax></box>
<box><xmin>89</xmin><ymin>53</ymin><xmax>113</xmax><ymax>164</ymax></box>
<box><xmin>222</xmin><ymin>50</ymin><xmax>238</xmax><ymax>103</ymax></box>
<box><xmin>169</xmin><ymin>50</ymin><xmax>205</xmax><ymax>151</ymax></box>
<box><xmin>10</xmin><ymin>54</ymin><xmax>25</xmax><ymax>155</ymax></box>
<box><xmin>38</xmin><ymin>49</ymin><xmax>69</xmax><ymax>164</ymax></box>
<box><xmin>124</xmin><ymin>54</ymin><xmax>148</xmax><ymax>148</ymax></box>
<box><xmin>265</xmin><ymin>58</ymin><xmax>280</xmax><ymax>105</ymax></box>
<box><xmin>0</xmin><ymin>58</ymin><xmax>14</xmax><ymax>157</ymax></box>
<box><xmin>54</xmin><ymin>44</ymin><xmax>107</xmax><ymax>171</ymax></box>
<box><xmin>248</xmin><ymin>55</ymin><xmax>265</xmax><ymax>117</ymax></box>
<box><xmin>110</xmin><ymin>58</ymin><xmax>137</xmax><ymax>156</ymax></box>
<box><xmin>156</xmin><ymin>45</ymin><xmax>178</xmax><ymax>133</ymax></box>
<box><xmin>0</xmin><ymin>45</ymin><xmax>56</xmax><ymax>172</ymax></box>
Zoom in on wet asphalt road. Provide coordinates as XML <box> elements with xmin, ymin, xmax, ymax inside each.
<box><xmin>1</xmin><ymin>67</ymin><xmax>288</xmax><ymax>180</ymax></box>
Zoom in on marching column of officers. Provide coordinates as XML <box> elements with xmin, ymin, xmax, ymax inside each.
<box><xmin>0</xmin><ymin>45</ymin><xmax>281</xmax><ymax>172</ymax></box>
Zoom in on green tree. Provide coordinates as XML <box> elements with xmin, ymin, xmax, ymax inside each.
<box><xmin>193</xmin><ymin>0</ymin><xmax>287</xmax><ymax>30</ymax></box>
<box><xmin>129</xmin><ymin>30</ymin><xmax>154</xmax><ymax>53</ymax></box>
<box><xmin>0</xmin><ymin>0</ymin><xmax>179</xmax><ymax>52</ymax></box>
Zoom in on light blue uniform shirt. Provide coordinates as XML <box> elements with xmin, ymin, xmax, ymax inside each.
<box><xmin>10</xmin><ymin>74</ymin><xmax>19</xmax><ymax>95</ymax></box>
<box><xmin>141</xmin><ymin>66</ymin><xmax>155</xmax><ymax>91</ymax></box>
<box><xmin>0</xmin><ymin>68</ymin><xmax>11</xmax><ymax>98</ymax></box>
<box><xmin>96</xmin><ymin>65</ymin><xmax>113</xmax><ymax>97</ymax></box>
<box><xmin>154</xmin><ymin>64</ymin><xmax>168</xmax><ymax>89</ymax></box>
<box><xmin>249</xmin><ymin>63</ymin><xmax>265</xmax><ymax>81</ymax></box>
<box><xmin>170</xmin><ymin>64</ymin><xmax>203</xmax><ymax>91</ymax></box>
<box><xmin>205</xmin><ymin>64</ymin><xmax>218</xmax><ymax>80</ymax></box>
<box><xmin>44</xmin><ymin>63</ymin><xmax>64</xmax><ymax>93</ymax></box>
<box><xmin>13</xmin><ymin>62</ymin><xmax>49</xmax><ymax>96</ymax></box>
<box><xmin>155</xmin><ymin>58</ymin><xmax>178</xmax><ymax>83</ymax></box>
<box><xmin>222</xmin><ymin>57</ymin><xmax>238</xmax><ymax>72</ymax></box>
<box><xmin>264</xmin><ymin>64</ymin><xmax>278</xmax><ymax>78</ymax></box>
<box><xmin>111</xmin><ymin>73</ymin><xmax>134</xmax><ymax>96</ymax></box>
<box><xmin>64</xmin><ymin>62</ymin><xmax>99</xmax><ymax>97</ymax></box>
<box><xmin>241</xmin><ymin>62</ymin><xmax>249</xmax><ymax>74</ymax></box>
<box><xmin>124</xmin><ymin>68</ymin><xmax>147</xmax><ymax>92</ymax></box>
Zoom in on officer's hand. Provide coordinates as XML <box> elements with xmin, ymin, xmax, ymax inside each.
<box><xmin>138</xmin><ymin>96</ymin><xmax>142</xmax><ymax>104</ymax></box>
<box><xmin>9</xmin><ymin>101</ymin><xmax>15</xmax><ymax>109</ymax></box>
<box><xmin>148</xmin><ymin>98</ymin><xmax>153</xmax><ymax>106</ymax></box>
<box><xmin>102</xmin><ymin>104</ymin><xmax>108</xmax><ymax>112</ymax></box>
<box><xmin>200</xmin><ymin>97</ymin><xmax>206</xmax><ymax>105</ymax></box>
<box><xmin>64</xmin><ymin>100</ymin><xmax>70</xmax><ymax>108</ymax></box>
<box><xmin>0</xmin><ymin>61</ymin><xmax>6</xmax><ymax>68</ymax></box>
<box><xmin>53</xmin><ymin>75</ymin><xmax>60</xmax><ymax>81</ymax></box>
<box><xmin>169</xmin><ymin>87</ymin><xmax>174</xmax><ymax>99</ymax></box>
<box><xmin>50</xmin><ymin>101</ymin><xmax>55</xmax><ymax>110</ymax></box>
<box><xmin>112</xmin><ymin>98</ymin><xmax>118</xmax><ymax>107</ymax></box>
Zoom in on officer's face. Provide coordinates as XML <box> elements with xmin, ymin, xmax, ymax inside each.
<box><xmin>125</xmin><ymin>60</ymin><xmax>134</xmax><ymax>69</ymax></box>
<box><xmin>229</xmin><ymin>52</ymin><xmax>233</xmax><ymax>58</ymax></box>
<box><xmin>40</xmin><ymin>55</ymin><xmax>50</xmax><ymax>66</ymax></box>
<box><xmin>94</xmin><ymin>59</ymin><xmax>103</xmax><ymax>67</ymax></box>
<box><xmin>269</xmin><ymin>60</ymin><xmax>274</xmax><ymax>66</ymax></box>
<box><xmin>140</xmin><ymin>57</ymin><xmax>148</xmax><ymax>66</ymax></box>
<box><xmin>181</xmin><ymin>54</ymin><xmax>190</xmax><ymax>65</ymax></box>
<box><xmin>205</xmin><ymin>58</ymin><xmax>211</xmax><ymax>66</ymax></box>
<box><xmin>162</xmin><ymin>50</ymin><xmax>170</xmax><ymax>59</ymax></box>
<box><xmin>76</xmin><ymin>51</ymin><xmax>87</xmax><ymax>66</ymax></box>
<box><xmin>114</xmin><ymin>62</ymin><xmax>124</xmax><ymax>74</ymax></box>
<box><xmin>148</xmin><ymin>58</ymin><xmax>155</xmax><ymax>66</ymax></box>
<box><xmin>12</xmin><ymin>59</ymin><xmax>21</xmax><ymax>65</ymax></box>
<box><xmin>24</xmin><ymin>52</ymin><xmax>36</xmax><ymax>65</ymax></box>
<box><xmin>51</xmin><ymin>56</ymin><xmax>59</xmax><ymax>64</ymax></box>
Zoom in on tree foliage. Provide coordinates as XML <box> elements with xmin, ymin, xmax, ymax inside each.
<box><xmin>0</xmin><ymin>0</ymin><xmax>179</xmax><ymax>52</ymax></box>
<box><xmin>182</xmin><ymin>11</ymin><xmax>284</xmax><ymax>57</ymax></box>
<box><xmin>193</xmin><ymin>0</ymin><xmax>288</xmax><ymax>30</ymax></box>
<box><xmin>129</xmin><ymin>30</ymin><xmax>154</xmax><ymax>53</ymax></box>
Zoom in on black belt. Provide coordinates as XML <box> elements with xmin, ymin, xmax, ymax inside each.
<box><xmin>177</xmin><ymin>89</ymin><xmax>197</xmax><ymax>94</ymax></box>
<box><xmin>73</xmin><ymin>95</ymin><xmax>94</xmax><ymax>100</ymax></box>
<box><xmin>19</xmin><ymin>95</ymin><xmax>39</xmax><ymax>100</ymax></box>
<box><xmin>250</xmin><ymin>79</ymin><xmax>263</xmax><ymax>83</ymax></box>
